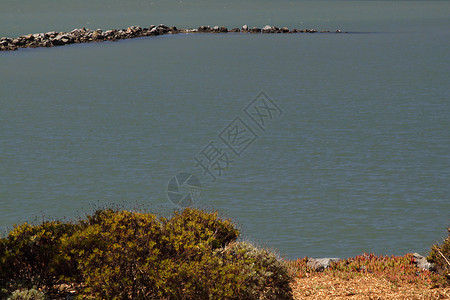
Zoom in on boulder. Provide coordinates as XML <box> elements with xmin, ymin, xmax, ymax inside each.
<box><xmin>45</xmin><ymin>31</ymin><xmax>57</xmax><ymax>38</ymax></box>
<box><xmin>149</xmin><ymin>27</ymin><xmax>159</xmax><ymax>35</ymax></box>
<box><xmin>412</xmin><ymin>253</ymin><xmax>435</xmax><ymax>271</ymax></box>
<box><xmin>242</xmin><ymin>25</ymin><xmax>248</xmax><ymax>32</ymax></box>
<box><xmin>229</xmin><ymin>28</ymin><xmax>240</xmax><ymax>33</ymax></box>
<box><xmin>307</xmin><ymin>258</ymin><xmax>342</xmax><ymax>272</ymax></box>
<box><xmin>262</xmin><ymin>25</ymin><xmax>273</xmax><ymax>33</ymax></box>
<box><xmin>250</xmin><ymin>27</ymin><xmax>261</xmax><ymax>33</ymax></box>
<box><xmin>24</xmin><ymin>34</ymin><xmax>34</xmax><ymax>41</ymax></box>
<box><xmin>92</xmin><ymin>31</ymin><xmax>102</xmax><ymax>40</ymax></box>
<box><xmin>157</xmin><ymin>24</ymin><xmax>169</xmax><ymax>34</ymax></box>
<box><xmin>198</xmin><ymin>26</ymin><xmax>211</xmax><ymax>32</ymax></box>
<box><xmin>52</xmin><ymin>34</ymin><xmax>71</xmax><ymax>45</ymax></box>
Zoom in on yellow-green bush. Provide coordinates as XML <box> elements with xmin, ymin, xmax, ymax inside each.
<box><xmin>0</xmin><ymin>208</ymin><xmax>293</xmax><ymax>299</ymax></box>
<box><xmin>0</xmin><ymin>221</ymin><xmax>80</xmax><ymax>297</ymax></box>
<box><xmin>60</xmin><ymin>209</ymin><xmax>163</xmax><ymax>299</ymax></box>
<box><xmin>428</xmin><ymin>228</ymin><xmax>450</xmax><ymax>287</ymax></box>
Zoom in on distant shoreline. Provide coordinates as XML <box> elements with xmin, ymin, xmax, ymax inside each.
<box><xmin>0</xmin><ymin>24</ymin><xmax>347</xmax><ymax>52</ymax></box>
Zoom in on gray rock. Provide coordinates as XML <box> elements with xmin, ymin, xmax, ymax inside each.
<box><xmin>262</xmin><ymin>25</ymin><xmax>273</xmax><ymax>33</ymax></box>
<box><xmin>157</xmin><ymin>24</ymin><xmax>169</xmax><ymax>33</ymax></box>
<box><xmin>24</xmin><ymin>34</ymin><xmax>34</xmax><ymax>41</ymax></box>
<box><xmin>412</xmin><ymin>253</ymin><xmax>435</xmax><ymax>271</ymax></box>
<box><xmin>92</xmin><ymin>31</ymin><xmax>102</xmax><ymax>40</ymax></box>
<box><xmin>307</xmin><ymin>258</ymin><xmax>342</xmax><ymax>272</ymax></box>
<box><xmin>198</xmin><ymin>26</ymin><xmax>211</xmax><ymax>32</ymax></box>
<box><xmin>242</xmin><ymin>25</ymin><xmax>248</xmax><ymax>31</ymax></box>
<box><xmin>45</xmin><ymin>31</ymin><xmax>57</xmax><ymax>38</ymax></box>
<box><xmin>149</xmin><ymin>27</ymin><xmax>159</xmax><ymax>35</ymax></box>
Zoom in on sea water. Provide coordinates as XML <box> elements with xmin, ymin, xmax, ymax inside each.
<box><xmin>1</xmin><ymin>1</ymin><xmax>449</xmax><ymax>258</ymax></box>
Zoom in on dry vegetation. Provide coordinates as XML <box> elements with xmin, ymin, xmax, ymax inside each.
<box><xmin>287</xmin><ymin>254</ymin><xmax>450</xmax><ymax>299</ymax></box>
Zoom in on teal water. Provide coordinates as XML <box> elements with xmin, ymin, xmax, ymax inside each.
<box><xmin>1</xmin><ymin>1</ymin><xmax>449</xmax><ymax>258</ymax></box>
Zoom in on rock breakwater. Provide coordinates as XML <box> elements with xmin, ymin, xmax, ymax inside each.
<box><xmin>1</xmin><ymin>24</ymin><xmax>347</xmax><ymax>52</ymax></box>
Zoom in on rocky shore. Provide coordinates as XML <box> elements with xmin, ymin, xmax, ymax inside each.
<box><xmin>0</xmin><ymin>24</ymin><xmax>346</xmax><ymax>52</ymax></box>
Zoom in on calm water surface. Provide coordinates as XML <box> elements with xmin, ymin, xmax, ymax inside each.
<box><xmin>1</xmin><ymin>1</ymin><xmax>449</xmax><ymax>258</ymax></box>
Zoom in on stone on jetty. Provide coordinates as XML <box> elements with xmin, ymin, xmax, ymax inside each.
<box><xmin>262</xmin><ymin>25</ymin><xmax>273</xmax><ymax>33</ymax></box>
<box><xmin>198</xmin><ymin>26</ymin><xmax>211</xmax><ymax>32</ymax></box>
<box><xmin>250</xmin><ymin>27</ymin><xmax>261</xmax><ymax>33</ymax></box>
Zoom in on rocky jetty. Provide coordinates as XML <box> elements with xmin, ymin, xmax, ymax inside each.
<box><xmin>0</xmin><ymin>24</ymin><xmax>347</xmax><ymax>52</ymax></box>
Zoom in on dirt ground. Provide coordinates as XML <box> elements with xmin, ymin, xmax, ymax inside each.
<box><xmin>291</xmin><ymin>274</ymin><xmax>450</xmax><ymax>299</ymax></box>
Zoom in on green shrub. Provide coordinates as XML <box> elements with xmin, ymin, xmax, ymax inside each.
<box><xmin>7</xmin><ymin>288</ymin><xmax>46</xmax><ymax>300</ymax></box>
<box><xmin>60</xmin><ymin>209</ymin><xmax>163</xmax><ymax>299</ymax></box>
<box><xmin>1</xmin><ymin>208</ymin><xmax>293</xmax><ymax>299</ymax></box>
<box><xmin>217</xmin><ymin>242</ymin><xmax>293</xmax><ymax>300</ymax></box>
<box><xmin>0</xmin><ymin>221</ymin><xmax>80</xmax><ymax>295</ymax></box>
<box><xmin>60</xmin><ymin>208</ymin><xmax>246</xmax><ymax>299</ymax></box>
<box><xmin>161</xmin><ymin>208</ymin><xmax>240</xmax><ymax>259</ymax></box>
<box><xmin>427</xmin><ymin>227</ymin><xmax>450</xmax><ymax>287</ymax></box>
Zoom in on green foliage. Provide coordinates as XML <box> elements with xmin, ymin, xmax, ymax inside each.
<box><xmin>218</xmin><ymin>242</ymin><xmax>293</xmax><ymax>300</ymax></box>
<box><xmin>161</xmin><ymin>208</ymin><xmax>240</xmax><ymax>258</ymax></box>
<box><xmin>7</xmin><ymin>288</ymin><xmax>46</xmax><ymax>300</ymax></box>
<box><xmin>61</xmin><ymin>209</ymin><xmax>163</xmax><ymax>299</ymax></box>
<box><xmin>0</xmin><ymin>208</ymin><xmax>293</xmax><ymax>299</ymax></box>
<box><xmin>427</xmin><ymin>228</ymin><xmax>450</xmax><ymax>287</ymax></box>
<box><xmin>0</xmin><ymin>221</ymin><xmax>80</xmax><ymax>296</ymax></box>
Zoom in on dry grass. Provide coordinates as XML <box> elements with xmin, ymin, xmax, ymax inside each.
<box><xmin>291</xmin><ymin>274</ymin><xmax>450</xmax><ymax>299</ymax></box>
<box><xmin>287</xmin><ymin>253</ymin><xmax>450</xmax><ymax>300</ymax></box>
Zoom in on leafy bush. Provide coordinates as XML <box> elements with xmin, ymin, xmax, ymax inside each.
<box><xmin>60</xmin><ymin>209</ymin><xmax>163</xmax><ymax>299</ymax></box>
<box><xmin>218</xmin><ymin>242</ymin><xmax>293</xmax><ymax>300</ymax></box>
<box><xmin>0</xmin><ymin>208</ymin><xmax>293</xmax><ymax>299</ymax></box>
<box><xmin>7</xmin><ymin>288</ymin><xmax>46</xmax><ymax>300</ymax></box>
<box><xmin>161</xmin><ymin>208</ymin><xmax>240</xmax><ymax>258</ymax></box>
<box><xmin>0</xmin><ymin>221</ymin><xmax>80</xmax><ymax>296</ymax></box>
<box><xmin>427</xmin><ymin>227</ymin><xmax>450</xmax><ymax>287</ymax></box>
